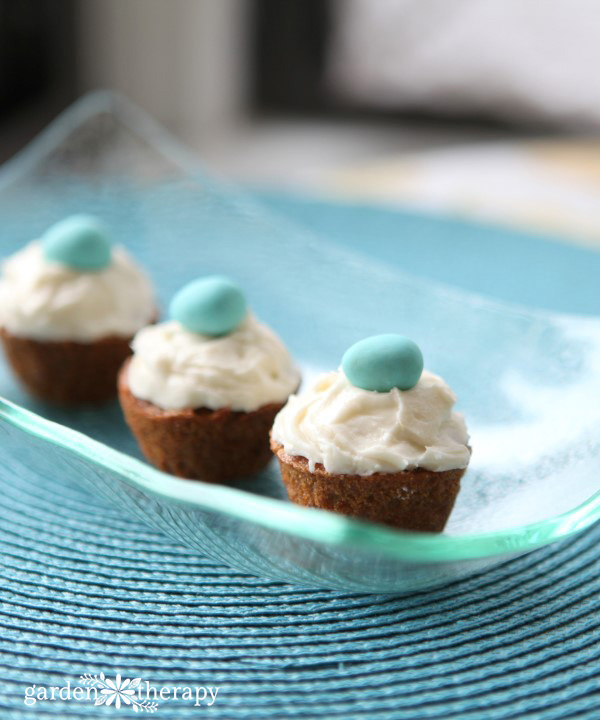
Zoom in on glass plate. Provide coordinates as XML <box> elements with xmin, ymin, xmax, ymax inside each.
<box><xmin>0</xmin><ymin>92</ymin><xmax>598</xmax><ymax>593</ymax></box>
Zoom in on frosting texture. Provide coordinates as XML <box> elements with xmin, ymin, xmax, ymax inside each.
<box><xmin>0</xmin><ymin>241</ymin><xmax>155</xmax><ymax>341</ymax></box>
<box><xmin>271</xmin><ymin>369</ymin><xmax>470</xmax><ymax>474</ymax></box>
<box><xmin>127</xmin><ymin>315</ymin><xmax>300</xmax><ymax>412</ymax></box>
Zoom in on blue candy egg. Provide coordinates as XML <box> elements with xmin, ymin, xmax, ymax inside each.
<box><xmin>342</xmin><ymin>334</ymin><xmax>424</xmax><ymax>392</ymax></box>
<box><xmin>170</xmin><ymin>276</ymin><xmax>247</xmax><ymax>336</ymax></box>
<box><xmin>42</xmin><ymin>215</ymin><xmax>112</xmax><ymax>271</ymax></box>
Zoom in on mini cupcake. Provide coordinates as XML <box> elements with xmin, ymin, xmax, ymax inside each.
<box><xmin>118</xmin><ymin>275</ymin><xmax>300</xmax><ymax>482</ymax></box>
<box><xmin>271</xmin><ymin>334</ymin><xmax>471</xmax><ymax>532</ymax></box>
<box><xmin>0</xmin><ymin>215</ymin><xmax>155</xmax><ymax>406</ymax></box>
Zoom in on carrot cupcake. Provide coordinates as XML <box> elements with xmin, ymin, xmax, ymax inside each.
<box><xmin>271</xmin><ymin>334</ymin><xmax>470</xmax><ymax>532</ymax></box>
<box><xmin>119</xmin><ymin>275</ymin><xmax>300</xmax><ymax>483</ymax></box>
<box><xmin>0</xmin><ymin>214</ymin><xmax>155</xmax><ymax>405</ymax></box>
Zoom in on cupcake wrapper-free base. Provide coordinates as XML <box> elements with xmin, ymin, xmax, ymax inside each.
<box><xmin>271</xmin><ymin>440</ymin><xmax>466</xmax><ymax>532</ymax></box>
<box><xmin>0</xmin><ymin>327</ymin><xmax>132</xmax><ymax>406</ymax></box>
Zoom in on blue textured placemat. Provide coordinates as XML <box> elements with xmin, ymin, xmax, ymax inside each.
<box><xmin>255</xmin><ymin>190</ymin><xmax>600</xmax><ymax>316</ymax></box>
<box><xmin>1</xmin><ymin>453</ymin><xmax>598</xmax><ymax>719</ymax></box>
<box><xmin>1</xmin><ymin>192</ymin><xmax>599</xmax><ymax>719</ymax></box>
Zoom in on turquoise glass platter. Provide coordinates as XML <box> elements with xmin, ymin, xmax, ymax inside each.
<box><xmin>0</xmin><ymin>92</ymin><xmax>598</xmax><ymax>593</ymax></box>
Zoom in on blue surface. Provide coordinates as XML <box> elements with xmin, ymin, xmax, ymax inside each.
<box><xmin>255</xmin><ymin>190</ymin><xmax>600</xmax><ymax>316</ymax></box>
<box><xmin>1</xmin><ymin>437</ymin><xmax>598</xmax><ymax>719</ymax></box>
<box><xmin>1</xmin><ymin>190</ymin><xmax>599</xmax><ymax>718</ymax></box>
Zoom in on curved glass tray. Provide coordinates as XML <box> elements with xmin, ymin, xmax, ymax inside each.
<box><xmin>0</xmin><ymin>92</ymin><xmax>598</xmax><ymax>592</ymax></box>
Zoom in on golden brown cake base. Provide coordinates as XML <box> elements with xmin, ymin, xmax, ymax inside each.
<box><xmin>119</xmin><ymin>359</ymin><xmax>285</xmax><ymax>483</ymax></box>
<box><xmin>0</xmin><ymin>327</ymin><xmax>133</xmax><ymax>406</ymax></box>
<box><xmin>271</xmin><ymin>440</ymin><xmax>466</xmax><ymax>532</ymax></box>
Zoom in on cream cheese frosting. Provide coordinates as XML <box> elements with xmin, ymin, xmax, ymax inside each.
<box><xmin>127</xmin><ymin>314</ymin><xmax>300</xmax><ymax>412</ymax></box>
<box><xmin>271</xmin><ymin>369</ymin><xmax>470</xmax><ymax>475</ymax></box>
<box><xmin>0</xmin><ymin>241</ymin><xmax>155</xmax><ymax>341</ymax></box>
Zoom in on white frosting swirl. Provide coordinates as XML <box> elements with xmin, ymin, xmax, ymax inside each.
<box><xmin>0</xmin><ymin>241</ymin><xmax>155</xmax><ymax>341</ymax></box>
<box><xmin>127</xmin><ymin>315</ymin><xmax>300</xmax><ymax>412</ymax></box>
<box><xmin>272</xmin><ymin>369</ymin><xmax>470</xmax><ymax>474</ymax></box>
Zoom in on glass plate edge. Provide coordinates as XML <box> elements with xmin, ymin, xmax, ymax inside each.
<box><xmin>1</xmin><ymin>396</ymin><xmax>598</xmax><ymax>564</ymax></box>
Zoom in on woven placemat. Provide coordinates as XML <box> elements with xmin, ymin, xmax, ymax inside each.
<box><xmin>0</xmin><ymin>423</ymin><xmax>598</xmax><ymax>719</ymax></box>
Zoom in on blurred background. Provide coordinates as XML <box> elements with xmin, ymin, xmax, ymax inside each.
<box><xmin>4</xmin><ymin>0</ymin><xmax>600</xmax><ymax>244</ymax></box>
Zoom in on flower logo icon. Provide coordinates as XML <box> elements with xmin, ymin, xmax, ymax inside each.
<box><xmin>79</xmin><ymin>673</ymin><xmax>158</xmax><ymax>713</ymax></box>
<box><xmin>100</xmin><ymin>674</ymin><xmax>137</xmax><ymax>709</ymax></box>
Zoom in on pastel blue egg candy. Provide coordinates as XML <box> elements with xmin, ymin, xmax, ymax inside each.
<box><xmin>170</xmin><ymin>276</ymin><xmax>247</xmax><ymax>336</ymax></box>
<box><xmin>42</xmin><ymin>214</ymin><xmax>112</xmax><ymax>271</ymax></box>
<box><xmin>342</xmin><ymin>334</ymin><xmax>424</xmax><ymax>392</ymax></box>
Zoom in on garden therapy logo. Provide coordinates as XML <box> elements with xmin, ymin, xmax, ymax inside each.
<box><xmin>23</xmin><ymin>672</ymin><xmax>219</xmax><ymax>711</ymax></box>
<box><xmin>80</xmin><ymin>673</ymin><xmax>157</xmax><ymax>712</ymax></box>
